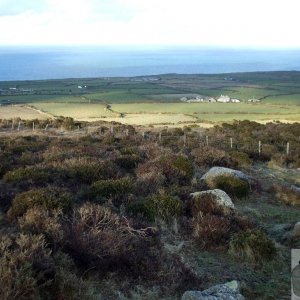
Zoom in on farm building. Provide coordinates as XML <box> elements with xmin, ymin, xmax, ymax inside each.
<box><xmin>231</xmin><ymin>98</ymin><xmax>241</xmax><ymax>103</ymax></box>
<box><xmin>217</xmin><ymin>95</ymin><xmax>231</xmax><ymax>103</ymax></box>
<box><xmin>248</xmin><ymin>97</ymin><xmax>261</xmax><ymax>102</ymax></box>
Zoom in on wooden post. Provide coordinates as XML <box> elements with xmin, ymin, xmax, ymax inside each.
<box><xmin>45</xmin><ymin>124</ymin><xmax>49</xmax><ymax>130</ymax></box>
<box><xmin>142</xmin><ymin>132</ymin><xmax>145</xmax><ymax>139</ymax></box>
<box><xmin>287</xmin><ymin>142</ymin><xmax>290</xmax><ymax>156</ymax></box>
<box><xmin>159</xmin><ymin>132</ymin><xmax>162</xmax><ymax>142</ymax></box>
<box><xmin>32</xmin><ymin>122</ymin><xmax>35</xmax><ymax>131</ymax></box>
<box><xmin>206</xmin><ymin>136</ymin><xmax>209</xmax><ymax>146</ymax></box>
<box><xmin>110</xmin><ymin>127</ymin><xmax>114</xmax><ymax>135</ymax></box>
<box><xmin>258</xmin><ymin>140</ymin><xmax>261</xmax><ymax>156</ymax></box>
<box><xmin>183</xmin><ymin>134</ymin><xmax>186</xmax><ymax>146</ymax></box>
<box><xmin>11</xmin><ymin>121</ymin><xmax>14</xmax><ymax>130</ymax></box>
<box><xmin>17</xmin><ymin>121</ymin><xmax>21</xmax><ymax>131</ymax></box>
<box><xmin>125</xmin><ymin>129</ymin><xmax>129</xmax><ymax>136</ymax></box>
<box><xmin>230</xmin><ymin>137</ymin><xmax>233</xmax><ymax>149</ymax></box>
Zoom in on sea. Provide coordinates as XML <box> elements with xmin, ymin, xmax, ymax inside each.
<box><xmin>1</xmin><ymin>46</ymin><xmax>300</xmax><ymax>81</ymax></box>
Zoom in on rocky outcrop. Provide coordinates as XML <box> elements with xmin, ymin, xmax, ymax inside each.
<box><xmin>190</xmin><ymin>189</ymin><xmax>235</xmax><ymax>215</ymax></box>
<box><xmin>182</xmin><ymin>280</ymin><xmax>244</xmax><ymax>300</ymax></box>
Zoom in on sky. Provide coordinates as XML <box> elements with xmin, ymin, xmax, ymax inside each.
<box><xmin>0</xmin><ymin>0</ymin><xmax>300</xmax><ymax>47</ymax></box>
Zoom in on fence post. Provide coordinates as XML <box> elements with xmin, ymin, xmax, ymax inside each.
<box><xmin>286</xmin><ymin>142</ymin><xmax>290</xmax><ymax>156</ymax></box>
<box><xmin>230</xmin><ymin>137</ymin><xmax>233</xmax><ymax>149</ymax></box>
<box><xmin>125</xmin><ymin>129</ymin><xmax>129</xmax><ymax>136</ymax></box>
<box><xmin>11</xmin><ymin>121</ymin><xmax>14</xmax><ymax>130</ymax></box>
<box><xmin>183</xmin><ymin>134</ymin><xmax>186</xmax><ymax>146</ymax></box>
<box><xmin>32</xmin><ymin>122</ymin><xmax>35</xmax><ymax>131</ymax></box>
<box><xmin>206</xmin><ymin>136</ymin><xmax>209</xmax><ymax>146</ymax></box>
<box><xmin>159</xmin><ymin>132</ymin><xmax>162</xmax><ymax>142</ymax></box>
<box><xmin>258</xmin><ymin>140</ymin><xmax>261</xmax><ymax>156</ymax></box>
<box><xmin>45</xmin><ymin>124</ymin><xmax>49</xmax><ymax>130</ymax></box>
<box><xmin>17</xmin><ymin>121</ymin><xmax>21</xmax><ymax>131</ymax></box>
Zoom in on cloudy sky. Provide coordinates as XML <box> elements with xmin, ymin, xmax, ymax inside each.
<box><xmin>0</xmin><ymin>0</ymin><xmax>299</xmax><ymax>47</ymax></box>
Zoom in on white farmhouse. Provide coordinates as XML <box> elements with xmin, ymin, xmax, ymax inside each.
<box><xmin>231</xmin><ymin>98</ymin><xmax>241</xmax><ymax>103</ymax></box>
<box><xmin>248</xmin><ymin>97</ymin><xmax>261</xmax><ymax>103</ymax></box>
<box><xmin>217</xmin><ymin>95</ymin><xmax>231</xmax><ymax>103</ymax></box>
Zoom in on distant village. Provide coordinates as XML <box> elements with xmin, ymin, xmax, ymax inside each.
<box><xmin>180</xmin><ymin>94</ymin><xmax>261</xmax><ymax>103</ymax></box>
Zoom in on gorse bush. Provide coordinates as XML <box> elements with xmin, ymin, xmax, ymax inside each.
<box><xmin>8</xmin><ymin>187</ymin><xmax>73</xmax><ymax>219</ymax></box>
<box><xmin>229</xmin><ymin>229</ymin><xmax>277</xmax><ymax>263</ymax></box>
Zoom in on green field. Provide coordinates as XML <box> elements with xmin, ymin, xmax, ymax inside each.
<box><xmin>1</xmin><ymin>72</ymin><xmax>300</xmax><ymax>125</ymax></box>
<box><xmin>1</xmin><ymin>71</ymin><xmax>300</xmax><ymax>105</ymax></box>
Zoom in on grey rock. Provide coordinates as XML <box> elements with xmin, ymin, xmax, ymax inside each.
<box><xmin>190</xmin><ymin>189</ymin><xmax>235</xmax><ymax>215</ymax></box>
<box><xmin>291</xmin><ymin>185</ymin><xmax>300</xmax><ymax>195</ymax></box>
<box><xmin>181</xmin><ymin>281</ymin><xmax>244</xmax><ymax>300</ymax></box>
<box><xmin>201</xmin><ymin>167</ymin><xmax>250</xmax><ymax>184</ymax></box>
<box><xmin>292</xmin><ymin>222</ymin><xmax>300</xmax><ymax>238</ymax></box>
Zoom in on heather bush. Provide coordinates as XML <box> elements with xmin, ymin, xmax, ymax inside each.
<box><xmin>135</xmin><ymin>171</ymin><xmax>166</xmax><ymax>195</ymax></box>
<box><xmin>192</xmin><ymin>146</ymin><xmax>230</xmax><ymax>167</ymax></box>
<box><xmin>208</xmin><ymin>175</ymin><xmax>250</xmax><ymax>198</ymax></box>
<box><xmin>18</xmin><ymin>207</ymin><xmax>64</xmax><ymax>244</ymax></box>
<box><xmin>191</xmin><ymin>214</ymin><xmax>232</xmax><ymax>250</ymax></box>
<box><xmin>61</xmin><ymin>158</ymin><xmax>119</xmax><ymax>184</ymax></box>
<box><xmin>65</xmin><ymin>203</ymin><xmax>147</xmax><ymax>268</ymax></box>
<box><xmin>90</xmin><ymin>177</ymin><xmax>134</xmax><ymax>200</ymax></box>
<box><xmin>4</xmin><ymin>166</ymin><xmax>51</xmax><ymax>185</ymax></box>
<box><xmin>188</xmin><ymin>192</ymin><xmax>233</xmax><ymax>217</ymax></box>
<box><xmin>157</xmin><ymin>154</ymin><xmax>193</xmax><ymax>185</ymax></box>
<box><xmin>229</xmin><ymin>229</ymin><xmax>276</xmax><ymax>263</ymax></box>
<box><xmin>114</xmin><ymin>154</ymin><xmax>141</xmax><ymax>170</ymax></box>
<box><xmin>8</xmin><ymin>187</ymin><xmax>73</xmax><ymax>219</ymax></box>
<box><xmin>228</xmin><ymin>151</ymin><xmax>252</xmax><ymax>168</ymax></box>
<box><xmin>0</xmin><ymin>233</ymin><xmax>53</xmax><ymax>300</ymax></box>
<box><xmin>145</xmin><ymin>193</ymin><xmax>183</xmax><ymax>222</ymax></box>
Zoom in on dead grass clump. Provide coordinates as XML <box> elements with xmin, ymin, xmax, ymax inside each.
<box><xmin>192</xmin><ymin>146</ymin><xmax>230</xmax><ymax>167</ymax></box>
<box><xmin>191</xmin><ymin>214</ymin><xmax>232</xmax><ymax>250</ymax></box>
<box><xmin>275</xmin><ymin>185</ymin><xmax>300</xmax><ymax>206</ymax></box>
<box><xmin>228</xmin><ymin>229</ymin><xmax>277</xmax><ymax>263</ymax></box>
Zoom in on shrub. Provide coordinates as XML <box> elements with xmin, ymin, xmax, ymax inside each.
<box><xmin>90</xmin><ymin>177</ymin><xmax>134</xmax><ymax>200</ymax></box>
<box><xmin>191</xmin><ymin>214</ymin><xmax>232</xmax><ymax>250</ymax></box>
<box><xmin>135</xmin><ymin>171</ymin><xmax>166</xmax><ymax>195</ymax></box>
<box><xmin>18</xmin><ymin>207</ymin><xmax>64</xmax><ymax>244</ymax></box>
<box><xmin>126</xmin><ymin>201</ymin><xmax>156</xmax><ymax>222</ymax></box>
<box><xmin>64</xmin><ymin>203</ymin><xmax>147</xmax><ymax>267</ymax></box>
<box><xmin>275</xmin><ymin>185</ymin><xmax>300</xmax><ymax>206</ymax></box>
<box><xmin>0</xmin><ymin>233</ymin><xmax>53</xmax><ymax>300</ymax></box>
<box><xmin>228</xmin><ymin>229</ymin><xmax>276</xmax><ymax>263</ymax></box>
<box><xmin>145</xmin><ymin>193</ymin><xmax>183</xmax><ymax>222</ymax></box>
<box><xmin>209</xmin><ymin>175</ymin><xmax>250</xmax><ymax>198</ymax></box>
<box><xmin>8</xmin><ymin>187</ymin><xmax>73</xmax><ymax>219</ymax></box>
<box><xmin>157</xmin><ymin>154</ymin><xmax>193</xmax><ymax>185</ymax></box>
<box><xmin>192</xmin><ymin>146</ymin><xmax>230</xmax><ymax>167</ymax></box>
<box><xmin>188</xmin><ymin>192</ymin><xmax>233</xmax><ymax>217</ymax></box>
<box><xmin>114</xmin><ymin>154</ymin><xmax>141</xmax><ymax>170</ymax></box>
<box><xmin>59</xmin><ymin>158</ymin><xmax>119</xmax><ymax>184</ymax></box>
<box><xmin>4</xmin><ymin>166</ymin><xmax>51</xmax><ymax>185</ymax></box>
<box><xmin>228</xmin><ymin>151</ymin><xmax>252</xmax><ymax>168</ymax></box>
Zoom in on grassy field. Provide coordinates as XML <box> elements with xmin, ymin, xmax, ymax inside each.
<box><xmin>30</xmin><ymin>102</ymin><xmax>300</xmax><ymax>125</ymax></box>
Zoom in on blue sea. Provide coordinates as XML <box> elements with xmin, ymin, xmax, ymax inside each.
<box><xmin>1</xmin><ymin>46</ymin><xmax>300</xmax><ymax>81</ymax></box>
